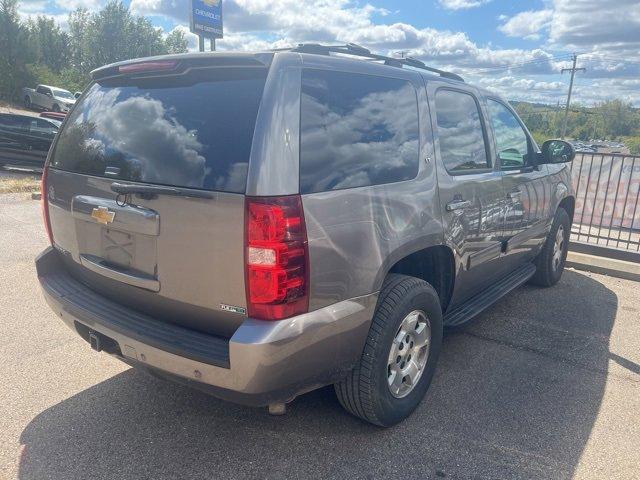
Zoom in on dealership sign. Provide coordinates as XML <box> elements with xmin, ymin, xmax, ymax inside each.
<box><xmin>190</xmin><ymin>0</ymin><xmax>223</xmax><ymax>39</ymax></box>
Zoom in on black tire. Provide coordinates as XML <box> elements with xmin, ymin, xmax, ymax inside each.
<box><xmin>530</xmin><ymin>208</ymin><xmax>570</xmax><ymax>287</ymax></box>
<box><xmin>52</xmin><ymin>104</ymin><xmax>61</xmax><ymax>113</ymax></box>
<box><xmin>334</xmin><ymin>274</ymin><xmax>443</xmax><ymax>427</ymax></box>
<box><xmin>24</xmin><ymin>96</ymin><xmax>32</xmax><ymax>109</ymax></box>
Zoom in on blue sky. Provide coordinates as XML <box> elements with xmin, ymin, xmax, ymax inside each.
<box><xmin>18</xmin><ymin>0</ymin><xmax>640</xmax><ymax>106</ymax></box>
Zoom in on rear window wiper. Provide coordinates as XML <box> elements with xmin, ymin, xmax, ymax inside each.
<box><xmin>110</xmin><ymin>182</ymin><xmax>214</xmax><ymax>200</ymax></box>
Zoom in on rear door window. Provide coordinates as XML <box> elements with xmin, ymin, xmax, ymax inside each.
<box><xmin>30</xmin><ymin>118</ymin><xmax>59</xmax><ymax>137</ymax></box>
<box><xmin>51</xmin><ymin>68</ymin><xmax>268</xmax><ymax>193</ymax></box>
<box><xmin>300</xmin><ymin>69</ymin><xmax>420</xmax><ymax>194</ymax></box>
<box><xmin>435</xmin><ymin>89</ymin><xmax>490</xmax><ymax>174</ymax></box>
<box><xmin>3</xmin><ymin>115</ymin><xmax>30</xmax><ymax>133</ymax></box>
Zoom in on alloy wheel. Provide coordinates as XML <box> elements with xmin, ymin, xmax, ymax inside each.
<box><xmin>552</xmin><ymin>224</ymin><xmax>565</xmax><ymax>271</ymax></box>
<box><xmin>387</xmin><ymin>310</ymin><xmax>431</xmax><ymax>398</ymax></box>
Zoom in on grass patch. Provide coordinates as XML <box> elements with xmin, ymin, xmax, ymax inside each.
<box><xmin>0</xmin><ymin>176</ymin><xmax>41</xmax><ymax>194</ymax></box>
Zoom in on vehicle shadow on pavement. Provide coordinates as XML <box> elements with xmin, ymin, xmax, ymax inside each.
<box><xmin>19</xmin><ymin>270</ymin><xmax>618</xmax><ymax>480</ymax></box>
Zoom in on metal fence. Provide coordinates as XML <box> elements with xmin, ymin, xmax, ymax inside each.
<box><xmin>570</xmin><ymin>153</ymin><xmax>640</xmax><ymax>251</ymax></box>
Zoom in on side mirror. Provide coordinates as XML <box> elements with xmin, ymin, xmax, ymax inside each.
<box><xmin>541</xmin><ymin>139</ymin><xmax>575</xmax><ymax>164</ymax></box>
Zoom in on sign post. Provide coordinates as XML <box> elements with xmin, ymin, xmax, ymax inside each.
<box><xmin>190</xmin><ymin>0</ymin><xmax>223</xmax><ymax>52</ymax></box>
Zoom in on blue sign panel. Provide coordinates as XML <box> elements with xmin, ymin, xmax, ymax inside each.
<box><xmin>190</xmin><ymin>0</ymin><xmax>223</xmax><ymax>39</ymax></box>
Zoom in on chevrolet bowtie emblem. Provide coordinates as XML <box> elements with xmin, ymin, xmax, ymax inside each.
<box><xmin>91</xmin><ymin>206</ymin><xmax>115</xmax><ymax>225</ymax></box>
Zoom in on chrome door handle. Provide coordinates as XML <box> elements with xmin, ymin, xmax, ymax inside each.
<box><xmin>446</xmin><ymin>200</ymin><xmax>471</xmax><ymax>212</ymax></box>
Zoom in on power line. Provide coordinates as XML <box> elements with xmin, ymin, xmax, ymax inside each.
<box><xmin>470</xmin><ymin>54</ymin><xmax>574</xmax><ymax>74</ymax></box>
<box><xmin>580</xmin><ymin>55</ymin><xmax>640</xmax><ymax>65</ymax></box>
<box><xmin>468</xmin><ymin>54</ymin><xmax>639</xmax><ymax>78</ymax></box>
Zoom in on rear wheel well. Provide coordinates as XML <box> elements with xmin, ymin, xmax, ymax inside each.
<box><xmin>388</xmin><ymin>246</ymin><xmax>455</xmax><ymax>312</ymax></box>
<box><xmin>558</xmin><ymin>196</ymin><xmax>575</xmax><ymax>222</ymax></box>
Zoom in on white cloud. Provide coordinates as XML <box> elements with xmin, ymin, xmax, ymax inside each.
<box><xmin>438</xmin><ymin>0</ymin><xmax>492</xmax><ymax>10</ymax></box>
<box><xmin>131</xmin><ymin>0</ymin><xmax>556</xmax><ymax>74</ymax></box>
<box><xmin>17</xmin><ymin>9</ymin><xmax>69</xmax><ymax>29</ymax></box>
<box><xmin>549</xmin><ymin>0</ymin><xmax>640</xmax><ymax>54</ymax></box>
<box><xmin>499</xmin><ymin>9</ymin><xmax>553</xmax><ymax>40</ymax></box>
<box><xmin>17</xmin><ymin>0</ymin><xmax>49</xmax><ymax>13</ymax></box>
<box><xmin>18</xmin><ymin>0</ymin><xmax>640</xmax><ymax>105</ymax></box>
<box><xmin>54</xmin><ymin>0</ymin><xmax>104</xmax><ymax>10</ymax></box>
<box><xmin>130</xmin><ymin>0</ymin><xmax>187</xmax><ymax>21</ymax></box>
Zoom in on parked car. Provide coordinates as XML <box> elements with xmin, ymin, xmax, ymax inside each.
<box><xmin>40</xmin><ymin>111</ymin><xmax>67</xmax><ymax>122</ymax></box>
<box><xmin>0</xmin><ymin>113</ymin><xmax>60</xmax><ymax>169</ymax></box>
<box><xmin>23</xmin><ymin>84</ymin><xmax>76</xmax><ymax>113</ymax></box>
<box><xmin>36</xmin><ymin>46</ymin><xmax>576</xmax><ymax>426</ymax></box>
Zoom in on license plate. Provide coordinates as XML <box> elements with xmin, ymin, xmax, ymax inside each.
<box><xmin>101</xmin><ymin>227</ymin><xmax>135</xmax><ymax>268</ymax></box>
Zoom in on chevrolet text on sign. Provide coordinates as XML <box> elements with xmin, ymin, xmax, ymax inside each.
<box><xmin>190</xmin><ymin>0</ymin><xmax>223</xmax><ymax>38</ymax></box>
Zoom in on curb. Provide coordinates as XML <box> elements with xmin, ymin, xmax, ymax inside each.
<box><xmin>567</xmin><ymin>251</ymin><xmax>640</xmax><ymax>282</ymax></box>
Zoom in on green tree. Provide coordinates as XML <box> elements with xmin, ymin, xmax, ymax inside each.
<box><xmin>84</xmin><ymin>1</ymin><xmax>169</xmax><ymax>72</ymax></box>
<box><xmin>85</xmin><ymin>1</ymin><xmax>132</xmax><ymax>71</ymax></box>
<box><xmin>165</xmin><ymin>28</ymin><xmax>189</xmax><ymax>54</ymax></box>
<box><xmin>597</xmin><ymin>99</ymin><xmax>635</xmax><ymax>137</ymax></box>
<box><xmin>0</xmin><ymin>0</ymin><xmax>33</xmax><ymax>100</ymax></box>
<box><xmin>128</xmin><ymin>15</ymin><xmax>166</xmax><ymax>59</ymax></box>
<box><xmin>627</xmin><ymin>137</ymin><xmax>640</xmax><ymax>155</ymax></box>
<box><xmin>27</xmin><ymin>15</ymin><xmax>70</xmax><ymax>72</ymax></box>
<box><xmin>68</xmin><ymin>8</ymin><xmax>91</xmax><ymax>74</ymax></box>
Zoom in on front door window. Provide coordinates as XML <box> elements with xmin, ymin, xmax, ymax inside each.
<box><xmin>488</xmin><ymin>100</ymin><xmax>530</xmax><ymax>169</ymax></box>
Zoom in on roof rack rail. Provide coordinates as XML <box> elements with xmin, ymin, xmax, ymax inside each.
<box><xmin>288</xmin><ymin>43</ymin><xmax>464</xmax><ymax>82</ymax></box>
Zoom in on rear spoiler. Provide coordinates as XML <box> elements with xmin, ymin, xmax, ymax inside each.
<box><xmin>92</xmin><ymin>53</ymin><xmax>274</xmax><ymax>81</ymax></box>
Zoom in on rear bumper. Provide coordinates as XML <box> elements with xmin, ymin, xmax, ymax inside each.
<box><xmin>36</xmin><ymin>247</ymin><xmax>377</xmax><ymax>406</ymax></box>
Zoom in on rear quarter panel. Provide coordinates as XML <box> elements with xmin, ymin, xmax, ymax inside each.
<box><xmin>298</xmin><ymin>58</ymin><xmax>443</xmax><ymax>310</ymax></box>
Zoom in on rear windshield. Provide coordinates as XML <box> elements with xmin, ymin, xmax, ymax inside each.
<box><xmin>51</xmin><ymin>68</ymin><xmax>267</xmax><ymax>193</ymax></box>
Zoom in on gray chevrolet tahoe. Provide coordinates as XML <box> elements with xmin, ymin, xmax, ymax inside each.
<box><xmin>36</xmin><ymin>44</ymin><xmax>575</xmax><ymax>426</ymax></box>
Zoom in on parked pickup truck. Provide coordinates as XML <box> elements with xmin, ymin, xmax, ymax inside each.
<box><xmin>23</xmin><ymin>84</ymin><xmax>76</xmax><ymax>113</ymax></box>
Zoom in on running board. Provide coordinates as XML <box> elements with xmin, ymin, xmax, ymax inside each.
<box><xmin>443</xmin><ymin>263</ymin><xmax>536</xmax><ymax>328</ymax></box>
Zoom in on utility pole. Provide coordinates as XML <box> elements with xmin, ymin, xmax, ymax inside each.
<box><xmin>560</xmin><ymin>54</ymin><xmax>586</xmax><ymax>139</ymax></box>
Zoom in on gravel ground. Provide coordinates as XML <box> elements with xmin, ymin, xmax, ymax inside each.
<box><xmin>0</xmin><ymin>193</ymin><xmax>638</xmax><ymax>480</ymax></box>
<box><xmin>0</xmin><ymin>103</ymin><xmax>39</xmax><ymax>117</ymax></box>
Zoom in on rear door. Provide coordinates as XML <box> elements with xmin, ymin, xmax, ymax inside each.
<box><xmin>0</xmin><ymin>115</ymin><xmax>38</xmax><ymax>166</ymax></box>
<box><xmin>429</xmin><ymin>86</ymin><xmax>506</xmax><ymax>305</ymax></box>
<box><xmin>0</xmin><ymin>114</ymin><xmax>23</xmax><ymax>163</ymax></box>
<box><xmin>486</xmin><ymin>98</ymin><xmax>550</xmax><ymax>269</ymax></box>
<box><xmin>46</xmin><ymin>61</ymin><xmax>270</xmax><ymax>337</ymax></box>
<box><xmin>36</xmin><ymin>86</ymin><xmax>52</xmax><ymax>108</ymax></box>
<box><xmin>25</xmin><ymin>118</ymin><xmax>58</xmax><ymax>166</ymax></box>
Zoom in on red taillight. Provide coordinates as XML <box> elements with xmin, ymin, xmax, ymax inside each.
<box><xmin>245</xmin><ymin>196</ymin><xmax>309</xmax><ymax>321</ymax></box>
<box><xmin>41</xmin><ymin>164</ymin><xmax>54</xmax><ymax>245</ymax></box>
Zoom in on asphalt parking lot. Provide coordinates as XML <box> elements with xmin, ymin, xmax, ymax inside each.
<box><xmin>1</xmin><ymin>185</ymin><xmax>639</xmax><ymax>480</ymax></box>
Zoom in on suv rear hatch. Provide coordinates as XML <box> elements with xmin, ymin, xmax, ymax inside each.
<box><xmin>44</xmin><ymin>55</ymin><xmax>271</xmax><ymax>337</ymax></box>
